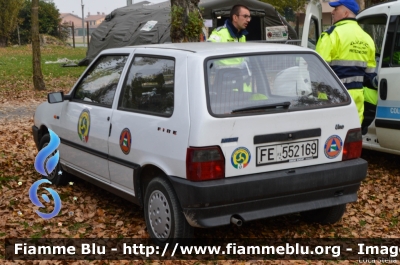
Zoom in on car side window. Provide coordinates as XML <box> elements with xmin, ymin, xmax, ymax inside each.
<box><xmin>73</xmin><ymin>55</ymin><xmax>128</xmax><ymax>107</ymax></box>
<box><xmin>119</xmin><ymin>56</ymin><xmax>175</xmax><ymax>116</ymax></box>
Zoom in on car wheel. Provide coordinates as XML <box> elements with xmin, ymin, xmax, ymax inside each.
<box><xmin>301</xmin><ymin>204</ymin><xmax>347</xmax><ymax>225</ymax></box>
<box><xmin>144</xmin><ymin>177</ymin><xmax>193</xmax><ymax>246</ymax></box>
<box><xmin>38</xmin><ymin>134</ymin><xmax>69</xmax><ymax>186</ymax></box>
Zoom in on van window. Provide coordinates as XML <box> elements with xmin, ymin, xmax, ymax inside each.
<box><xmin>73</xmin><ymin>55</ymin><xmax>128</xmax><ymax>107</ymax></box>
<box><xmin>206</xmin><ymin>53</ymin><xmax>350</xmax><ymax>116</ymax></box>
<box><xmin>382</xmin><ymin>16</ymin><xmax>400</xmax><ymax>67</ymax></box>
<box><xmin>307</xmin><ymin>16</ymin><xmax>319</xmax><ymax>49</ymax></box>
<box><xmin>359</xmin><ymin>15</ymin><xmax>387</xmax><ymax>55</ymax></box>
<box><xmin>358</xmin><ymin>15</ymin><xmax>388</xmax><ymax>67</ymax></box>
<box><xmin>119</xmin><ymin>56</ymin><xmax>175</xmax><ymax>116</ymax></box>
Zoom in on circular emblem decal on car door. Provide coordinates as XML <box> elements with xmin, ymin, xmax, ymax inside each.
<box><xmin>231</xmin><ymin>147</ymin><xmax>251</xmax><ymax>169</ymax></box>
<box><xmin>324</xmin><ymin>135</ymin><xmax>343</xmax><ymax>159</ymax></box>
<box><xmin>77</xmin><ymin>109</ymin><xmax>90</xmax><ymax>143</ymax></box>
<box><xmin>119</xmin><ymin>128</ymin><xmax>132</xmax><ymax>155</ymax></box>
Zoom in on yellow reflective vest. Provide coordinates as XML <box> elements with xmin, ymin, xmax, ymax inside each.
<box><xmin>364</xmin><ymin>87</ymin><xmax>378</xmax><ymax>105</ymax></box>
<box><xmin>208</xmin><ymin>21</ymin><xmax>267</xmax><ymax>99</ymax></box>
<box><xmin>208</xmin><ymin>22</ymin><xmax>246</xmax><ymax>66</ymax></box>
<box><xmin>316</xmin><ymin>18</ymin><xmax>376</xmax><ymax>124</ymax></box>
<box><xmin>208</xmin><ymin>20</ymin><xmax>247</xmax><ymax>43</ymax></box>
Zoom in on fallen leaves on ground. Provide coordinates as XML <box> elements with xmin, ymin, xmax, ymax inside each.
<box><xmin>0</xmin><ymin>101</ymin><xmax>399</xmax><ymax>265</ymax></box>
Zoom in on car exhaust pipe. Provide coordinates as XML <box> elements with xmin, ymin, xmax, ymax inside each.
<box><xmin>231</xmin><ymin>216</ymin><xmax>243</xmax><ymax>227</ymax></box>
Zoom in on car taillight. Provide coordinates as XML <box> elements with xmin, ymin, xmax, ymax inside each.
<box><xmin>186</xmin><ymin>146</ymin><xmax>225</xmax><ymax>181</ymax></box>
<box><xmin>342</xmin><ymin>128</ymin><xmax>362</xmax><ymax>161</ymax></box>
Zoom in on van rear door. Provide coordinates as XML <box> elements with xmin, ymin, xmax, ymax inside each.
<box><xmin>301</xmin><ymin>0</ymin><xmax>322</xmax><ymax>49</ymax></box>
<box><xmin>375</xmin><ymin>14</ymin><xmax>400</xmax><ymax>152</ymax></box>
<box><xmin>358</xmin><ymin>2</ymin><xmax>400</xmax><ymax>153</ymax></box>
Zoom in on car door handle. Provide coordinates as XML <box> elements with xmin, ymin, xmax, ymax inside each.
<box><xmin>109</xmin><ymin>123</ymin><xmax>112</xmax><ymax>137</ymax></box>
<box><xmin>380</xmin><ymin>78</ymin><xmax>387</xmax><ymax>100</ymax></box>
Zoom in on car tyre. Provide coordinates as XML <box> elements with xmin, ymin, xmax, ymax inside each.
<box><xmin>144</xmin><ymin>176</ymin><xmax>193</xmax><ymax>246</ymax></box>
<box><xmin>38</xmin><ymin>133</ymin><xmax>69</xmax><ymax>186</ymax></box>
<box><xmin>301</xmin><ymin>204</ymin><xmax>346</xmax><ymax>225</ymax></box>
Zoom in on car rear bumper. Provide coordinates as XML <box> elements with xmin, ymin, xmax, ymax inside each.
<box><xmin>168</xmin><ymin>158</ymin><xmax>367</xmax><ymax>228</ymax></box>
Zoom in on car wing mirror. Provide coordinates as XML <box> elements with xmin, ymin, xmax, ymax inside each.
<box><xmin>47</xmin><ymin>92</ymin><xmax>71</xmax><ymax>103</ymax></box>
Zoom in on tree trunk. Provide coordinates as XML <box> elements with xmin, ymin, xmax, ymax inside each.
<box><xmin>32</xmin><ymin>0</ymin><xmax>46</xmax><ymax>91</ymax></box>
<box><xmin>170</xmin><ymin>0</ymin><xmax>202</xmax><ymax>43</ymax></box>
<box><xmin>0</xmin><ymin>36</ymin><xmax>7</xmax><ymax>47</ymax></box>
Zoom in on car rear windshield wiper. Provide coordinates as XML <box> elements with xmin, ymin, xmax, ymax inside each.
<box><xmin>232</xmin><ymin>101</ymin><xmax>291</xmax><ymax>113</ymax></box>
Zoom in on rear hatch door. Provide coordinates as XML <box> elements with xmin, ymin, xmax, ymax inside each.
<box><xmin>195</xmin><ymin>50</ymin><xmax>359</xmax><ymax>177</ymax></box>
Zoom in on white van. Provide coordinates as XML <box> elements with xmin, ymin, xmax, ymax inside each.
<box><xmin>354</xmin><ymin>1</ymin><xmax>400</xmax><ymax>156</ymax></box>
<box><xmin>301</xmin><ymin>1</ymin><xmax>400</xmax><ymax>156</ymax></box>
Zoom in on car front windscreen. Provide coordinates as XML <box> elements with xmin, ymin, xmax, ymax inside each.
<box><xmin>206</xmin><ymin>53</ymin><xmax>350</xmax><ymax>116</ymax></box>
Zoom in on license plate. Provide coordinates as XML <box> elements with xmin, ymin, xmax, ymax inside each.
<box><xmin>256</xmin><ymin>140</ymin><xmax>318</xmax><ymax>166</ymax></box>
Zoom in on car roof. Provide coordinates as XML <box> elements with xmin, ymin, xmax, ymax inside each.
<box><xmin>100</xmin><ymin>42</ymin><xmax>314</xmax><ymax>57</ymax></box>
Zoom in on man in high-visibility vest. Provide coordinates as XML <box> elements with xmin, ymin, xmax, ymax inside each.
<box><xmin>208</xmin><ymin>5</ymin><xmax>267</xmax><ymax>100</ymax></box>
<box><xmin>315</xmin><ymin>0</ymin><xmax>376</xmax><ymax>124</ymax></box>
<box><xmin>207</xmin><ymin>5</ymin><xmax>249</xmax><ymax>67</ymax></box>
<box><xmin>208</xmin><ymin>5</ymin><xmax>250</xmax><ymax>43</ymax></box>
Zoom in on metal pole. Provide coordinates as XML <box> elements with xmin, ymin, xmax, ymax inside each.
<box><xmin>72</xmin><ymin>22</ymin><xmax>75</xmax><ymax>48</ymax></box>
<box><xmin>81</xmin><ymin>0</ymin><xmax>85</xmax><ymax>46</ymax></box>
<box><xmin>86</xmin><ymin>21</ymin><xmax>89</xmax><ymax>48</ymax></box>
<box><xmin>295</xmin><ymin>0</ymin><xmax>299</xmax><ymax>37</ymax></box>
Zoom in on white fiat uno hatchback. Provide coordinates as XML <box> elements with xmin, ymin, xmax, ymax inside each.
<box><xmin>32</xmin><ymin>42</ymin><xmax>367</xmax><ymax>245</ymax></box>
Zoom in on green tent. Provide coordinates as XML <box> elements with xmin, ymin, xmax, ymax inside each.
<box><xmin>79</xmin><ymin>0</ymin><xmax>297</xmax><ymax>66</ymax></box>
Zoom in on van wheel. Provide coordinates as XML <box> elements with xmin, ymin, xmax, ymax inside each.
<box><xmin>38</xmin><ymin>134</ymin><xmax>69</xmax><ymax>186</ymax></box>
<box><xmin>301</xmin><ymin>204</ymin><xmax>346</xmax><ymax>224</ymax></box>
<box><xmin>144</xmin><ymin>177</ymin><xmax>193</xmax><ymax>246</ymax></box>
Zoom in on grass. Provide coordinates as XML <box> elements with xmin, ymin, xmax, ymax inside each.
<box><xmin>68</xmin><ymin>223</ymin><xmax>88</xmax><ymax>232</ymax></box>
<box><xmin>0</xmin><ymin>44</ymin><xmax>87</xmax><ymax>95</ymax></box>
<box><xmin>67</xmin><ymin>36</ymin><xmax>91</xmax><ymax>45</ymax></box>
<box><xmin>0</xmin><ymin>176</ymin><xmax>18</xmax><ymax>188</ymax></box>
<box><xmin>31</xmin><ymin>230</ymin><xmax>46</xmax><ymax>238</ymax></box>
<box><xmin>390</xmin><ymin>216</ymin><xmax>399</xmax><ymax>227</ymax></box>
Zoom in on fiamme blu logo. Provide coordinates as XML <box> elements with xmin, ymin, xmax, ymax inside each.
<box><xmin>30</xmin><ymin>129</ymin><xmax>62</xmax><ymax>219</ymax></box>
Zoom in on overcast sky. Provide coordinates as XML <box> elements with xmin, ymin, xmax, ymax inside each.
<box><xmin>51</xmin><ymin>0</ymin><xmax>166</xmax><ymax>16</ymax></box>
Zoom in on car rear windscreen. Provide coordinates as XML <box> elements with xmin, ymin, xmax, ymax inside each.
<box><xmin>206</xmin><ymin>53</ymin><xmax>350</xmax><ymax>116</ymax></box>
